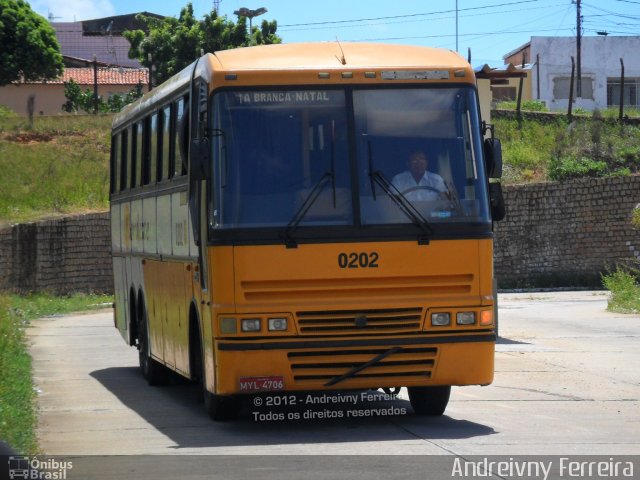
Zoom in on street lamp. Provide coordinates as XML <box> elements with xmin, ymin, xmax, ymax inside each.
<box><xmin>233</xmin><ymin>7</ymin><xmax>267</xmax><ymax>46</ymax></box>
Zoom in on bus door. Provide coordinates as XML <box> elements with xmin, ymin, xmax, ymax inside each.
<box><xmin>188</xmin><ymin>74</ymin><xmax>215</xmax><ymax>387</ymax></box>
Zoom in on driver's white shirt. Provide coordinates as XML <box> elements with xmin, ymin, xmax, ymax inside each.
<box><xmin>391</xmin><ymin>170</ymin><xmax>447</xmax><ymax>201</ymax></box>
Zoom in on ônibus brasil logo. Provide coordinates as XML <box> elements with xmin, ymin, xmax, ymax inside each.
<box><xmin>7</xmin><ymin>456</ymin><xmax>72</xmax><ymax>480</ymax></box>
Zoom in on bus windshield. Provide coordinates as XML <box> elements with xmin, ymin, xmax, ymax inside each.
<box><xmin>211</xmin><ymin>86</ymin><xmax>489</xmax><ymax>230</ymax></box>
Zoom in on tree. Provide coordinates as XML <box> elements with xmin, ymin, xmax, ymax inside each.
<box><xmin>62</xmin><ymin>79</ymin><xmax>144</xmax><ymax>113</ymax></box>
<box><xmin>124</xmin><ymin>3</ymin><xmax>281</xmax><ymax>85</ymax></box>
<box><xmin>0</xmin><ymin>0</ymin><xmax>64</xmax><ymax>85</ymax></box>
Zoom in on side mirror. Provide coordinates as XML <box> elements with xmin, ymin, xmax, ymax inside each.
<box><xmin>484</xmin><ymin>138</ymin><xmax>503</xmax><ymax>178</ymax></box>
<box><xmin>489</xmin><ymin>182</ymin><xmax>506</xmax><ymax>222</ymax></box>
<box><xmin>190</xmin><ymin>138</ymin><xmax>210</xmax><ymax>181</ymax></box>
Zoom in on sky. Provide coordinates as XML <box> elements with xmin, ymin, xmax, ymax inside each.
<box><xmin>30</xmin><ymin>0</ymin><xmax>640</xmax><ymax>66</ymax></box>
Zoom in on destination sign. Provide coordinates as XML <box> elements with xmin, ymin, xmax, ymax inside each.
<box><xmin>232</xmin><ymin>90</ymin><xmax>343</xmax><ymax>106</ymax></box>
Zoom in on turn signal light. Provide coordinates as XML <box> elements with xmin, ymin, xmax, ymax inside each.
<box><xmin>480</xmin><ymin>310</ymin><xmax>494</xmax><ymax>326</ymax></box>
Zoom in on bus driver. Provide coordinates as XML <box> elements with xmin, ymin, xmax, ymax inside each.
<box><xmin>391</xmin><ymin>150</ymin><xmax>447</xmax><ymax>201</ymax></box>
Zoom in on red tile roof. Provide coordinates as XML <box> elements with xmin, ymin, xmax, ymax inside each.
<box><xmin>25</xmin><ymin>68</ymin><xmax>149</xmax><ymax>86</ymax></box>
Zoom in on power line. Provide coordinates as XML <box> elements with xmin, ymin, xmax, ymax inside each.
<box><xmin>344</xmin><ymin>26</ymin><xmax>575</xmax><ymax>44</ymax></box>
<box><xmin>582</xmin><ymin>1</ymin><xmax>640</xmax><ymax>20</ymax></box>
<box><xmin>280</xmin><ymin>3</ymin><xmax>568</xmax><ymax>33</ymax></box>
<box><xmin>279</xmin><ymin>0</ymin><xmax>545</xmax><ymax>28</ymax></box>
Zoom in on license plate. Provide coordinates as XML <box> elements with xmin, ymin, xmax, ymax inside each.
<box><xmin>239</xmin><ymin>376</ymin><xmax>285</xmax><ymax>392</ymax></box>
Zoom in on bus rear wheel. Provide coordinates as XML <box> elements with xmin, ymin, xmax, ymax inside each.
<box><xmin>408</xmin><ymin>386</ymin><xmax>451</xmax><ymax>416</ymax></box>
<box><xmin>204</xmin><ymin>391</ymin><xmax>241</xmax><ymax>421</ymax></box>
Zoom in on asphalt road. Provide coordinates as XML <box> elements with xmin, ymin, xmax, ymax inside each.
<box><xmin>25</xmin><ymin>291</ymin><xmax>640</xmax><ymax>476</ymax></box>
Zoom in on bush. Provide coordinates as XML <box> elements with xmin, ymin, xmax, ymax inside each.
<box><xmin>548</xmin><ymin>156</ymin><xmax>607</xmax><ymax>181</ymax></box>
<box><xmin>0</xmin><ymin>104</ymin><xmax>16</xmax><ymax>120</ymax></box>
<box><xmin>495</xmin><ymin>100</ymin><xmax>548</xmax><ymax>112</ymax></box>
<box><xmin>521</xmin><ymin>100</ymin><xmax>548</xmax><ymax>112</ymax></box>
<box><xmin>602</xmin><ymin>266</ymin><xmax>640</xmax><ymax>313</ymax></box>
<box><xmin>62</xmin><ymin>79</ymin><xmax>144</xmax><ymax>113</ymax></box>
<box><xmin>633</xmin><ymin>205</ymin><xmax>640</xmax><ymax>229</ymax></box>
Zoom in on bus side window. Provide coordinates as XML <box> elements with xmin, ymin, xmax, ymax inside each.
<box><xmin>136</xmin><ymin>119</ymin><xmax>149</xmax><ymax>187</ymax></box>
<box><xmin>160</xmin><ymin>104</ymin><xmax>172</xmax><ymax>181</ymax></box>
<box><xmin>128</xmin><ymin>126</ymin><xmax>135</xmax><ymax>189</ymax></box>
<box><xmin>110</xmin><ymin>134</ymin><xmax>120</xmax><ymax>194</ymax></box>
<box><xmin>119</xmin><ymin>130</ymin><xmax>128</xmax><ymax>192</ymax></box>
<box><xmin>174</xmin><ymin>95</ymin><xmax>189</xmax><ymax>177</ymax></box>
<box><xmin>149</xmin><ymin>113</ymin><xmax>159</xmax><ymax>185</ymax></box>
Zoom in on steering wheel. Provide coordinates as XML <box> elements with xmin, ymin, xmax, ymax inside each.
<box><xmin>400</xmin><ymin>185</ymin><xmax>443</xmax><ymax>196</ymax></box>
<box><xmin>400</xmin><ymin>185</ymin><xmax>458</xmax><ymax>213</ymax></box>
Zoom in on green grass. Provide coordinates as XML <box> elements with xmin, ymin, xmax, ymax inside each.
<box><xmin>0</xmin><ymin>292</ymin><xmax>113</xmax><ymax>454</ymax></box>
<box><xmin>495</xmin><ymin>114</ymin><xmax>640</xmax><ymax>183</ymax></box>
<box><xmin>0</xmin><ymin>115</ymin><xmax>112</xmax><ymax>224</ymax></box>
<box><xmin>602</xmin><ymin>266</ymin><xmax>640</xmax><ymax>314</ymax></box>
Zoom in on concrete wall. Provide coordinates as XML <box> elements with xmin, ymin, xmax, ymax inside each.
<box><xmin>495</xmin><ymin>175</ymin><xmax>640</xmax><ymax>288</ymax></box>
<box><xmin>1</xmin><ymin>176</ymin><xmax>639</xmax><ymax>293</ymax></box>
<box><xmin>0</xmin><ymin>83</ymin><xmax>138</xmax><ymax>116</ymax></box>
<box><xmin>0</xmin><ymin>213</ymin><xmax>112</xmax><ymax>294</ymax></box>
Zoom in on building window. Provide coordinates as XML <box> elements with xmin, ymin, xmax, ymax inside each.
<box><xmin>492</xmin><ymin>87</ymin><xmax>517</xmax><ymax>102</ymax></box>
<box><xmin>553</xmin><ymin>76</ymin><xmax>594</xmax><ymax>100</ymax></box>
<box><xmin>607</xmin><ymin>78</ymin><xmax>638</xmax><ymax>106</ymax></box>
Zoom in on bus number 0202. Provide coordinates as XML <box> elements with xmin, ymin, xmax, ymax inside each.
<box><xmin>338</xmin><ymin>252</ymin><xmax>379</xmax><ymax>269</ymax></box>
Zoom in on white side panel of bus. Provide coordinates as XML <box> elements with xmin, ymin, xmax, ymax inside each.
<box><xmin>157</xmin><ymin>194</ymin><xmax>172</xmax><ymax>255</ymax></box>
<box><xmin>110</xmin><ymin>205</ymin><xmax>121</xmax><ymax>254</ymax></box>
<box><xmin>143</xmin><ymin>197</ymin><xmax>157</xmax><ymax>255</ymax></box>
<box><xmin>131</xmin><ymin>199</ymin><xmax>144</xmax><ymax>253</ymax></box>
<box><xmin>171</xmin><ymin>191</ymin><xmax>190</xmax><ymax>257</ymax></box>
<box><xmin>121</xmin><ymin>203</ymin><xmax>131</xmax><ymax>253</ymax></box>
<box><xmin>112</xmin><ymin>256</ymin><xmax>128</xmax><ymax>342</ymax></box>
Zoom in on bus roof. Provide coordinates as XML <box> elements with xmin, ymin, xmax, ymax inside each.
<box><xmin>212</xmin><ymin>42</ymin><xmax>470</xmax><ymax>71</ymax></box>
<box><xmin>113</xmin><ymin>42</ymin><xmax>474</xmax><ymax>129</ymax></box>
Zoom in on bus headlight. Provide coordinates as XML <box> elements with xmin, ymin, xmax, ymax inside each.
<box><xmin>456</xmin><ymin>312</ymin><xmax>476</xmax><ymax>325</ymax></box>
<box><xmin>431</xmin><ymin>312</ymin><xmax>450</xmax><ymax>326</ymax></box>
<box><xmin>241</xmin><ymin>318</ymin><xmax>261</xmax><ymax>332</ymax></box>
<box><xmin>268</xmin><ymin>318</ymin><xmax>288</xmax><ymax>331</ymax></box>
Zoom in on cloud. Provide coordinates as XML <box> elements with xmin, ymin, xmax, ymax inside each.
<box><xmin>30</xmin><ymin>0</ymin><xmax>116</xmax><ymax>22</ymax></box>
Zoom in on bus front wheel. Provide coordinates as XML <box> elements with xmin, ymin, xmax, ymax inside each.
<box><xmin>407</xmin><ymin>386</ymin><xmax>451</xmax><ymax>416</ymax></box>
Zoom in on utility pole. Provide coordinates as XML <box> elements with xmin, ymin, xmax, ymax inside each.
<box><xmin>455</xmin><ymin>0</ymin><xmax>459</xmax><ymax>53</ymax></box>
<box><xmin>576</xmin><ymin>0</ymin><xmax>582</xmax><ymax>98</ymax></box>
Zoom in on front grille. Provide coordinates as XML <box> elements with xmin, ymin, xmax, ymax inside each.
<box><xmin>240</xmin><ymin>274</ymin><xmax>474</xmax><ymax>303</ymax></box>
<box><xmin>296</xmin><ymin>308</ymin><xmax>423</xmax><ymax>336</ymax></box>
<box><xmin>288</xmin><ymin>346</ymin><xmax>437</xmax><ymax>385</ymax></box>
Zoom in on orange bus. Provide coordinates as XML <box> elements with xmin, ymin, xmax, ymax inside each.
<box><xmin>110</xmin><ymin>42</ymin><xmax>505</xmax><ymax>420</ymax></box>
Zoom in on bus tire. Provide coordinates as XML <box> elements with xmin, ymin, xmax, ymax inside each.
<box><xmin>138</xmin><ymin>305</ymin><xmax>168</xmax><ymax>386</ymax></box>
<box><xmin>204</xmin><ymin>391</ymin><xmax>240</xmax><ymax>421</ymax></box>
<box><xmin>408</xmin><ymin>385</ymin><xmax>451</xmax><ymax>416</ymax></box>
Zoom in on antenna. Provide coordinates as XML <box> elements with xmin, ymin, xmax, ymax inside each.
<box><xmin>213</xmin><ymin>0</ymin><xmax>222</xmax><ymax>12</ymax></box>
<box><xmin>47</xmin><ymin>10</ymin><xmax>62</xmax><ymax>22</ymax></box>
<box><xmin>335</xmin><ymin>38</ymin><xmax>346</xmax><ymax>65</ymax></box>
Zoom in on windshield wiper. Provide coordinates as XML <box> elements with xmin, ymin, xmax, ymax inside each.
<box><xmin>285</xmin><ymin>123</ymin><xmax>338</xmax><ymax>248</ymax></box>
<box><xmin>284</xmin><ymin>171</ymin><xmax>334</xmax><ymax>248</ymax></box>
<box><xmin>366</xmin><ymin>140</ymin><xmax>432</xmax><ymax>244</ymax></box>
<box><xmin>370</xmin><ymin>170</ymin><xmax>433</xmax><ymax>245</ymax></box>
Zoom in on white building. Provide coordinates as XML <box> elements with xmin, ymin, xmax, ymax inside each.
<box><xmin>504</xmin><ymin>36</ymin><xmax>640</xmax><ymax>111</ymax></box>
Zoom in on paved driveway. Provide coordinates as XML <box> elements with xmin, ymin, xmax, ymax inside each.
<box><xmin>28</xmin><ymin>291</ymin><xmax>640</xmax><ymax>456</ymax></box>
